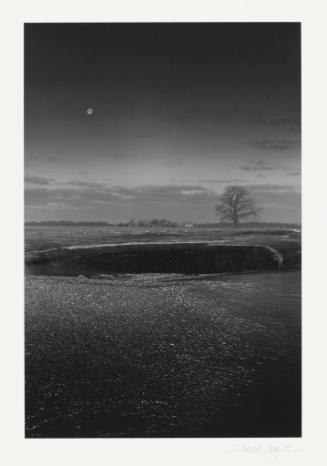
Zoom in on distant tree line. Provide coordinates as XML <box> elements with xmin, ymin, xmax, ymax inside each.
<box><xmin>25</xmin><ymin>219</ymin><xmax>300</xmax><ymax>228</ymax></box>
<box><xmin>25</xmin><ymin>220</ymin><xmax>113</xmax><ymax>226</ymax></box>
<box><xmin>114</xmin><ymin>218</ymin><xmax>180</xmax><ymax>227</ymax></box>
<box><xmin>25</xmin><ymin>219</ymin><xmax>181</xmax><ymax>227</ymax></box>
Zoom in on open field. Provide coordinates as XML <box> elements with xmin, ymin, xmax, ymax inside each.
<box><xmin>25</xmin><ymin>224</ymin><xmax>301</xmax><ymax>269</ymax></box>
<box><xmin>25</xmin><ymin>225</ymin><xmax>301</xmax><ymax>437</ymax></box>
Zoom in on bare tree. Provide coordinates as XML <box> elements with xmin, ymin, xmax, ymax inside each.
<box><xmin>215</xmin><ymin>185</ymin><xmax>261</xmax><ymax>226</ymax></box>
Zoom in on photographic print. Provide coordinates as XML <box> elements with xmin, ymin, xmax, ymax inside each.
<box><xmin>25</xmin><ymin>23</ymin><xmax>301</xmax><ymax>438</ymax></box>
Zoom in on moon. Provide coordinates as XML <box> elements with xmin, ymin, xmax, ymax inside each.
<box><xmin>86</xmin><ymin>107</ymin><xmax>94</xmax><ymax>115</ymax></box>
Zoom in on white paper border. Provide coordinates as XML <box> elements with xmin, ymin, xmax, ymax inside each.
<box><xmin>1</xmin><ymin>1</ymin><xmax>327</xmax><ymax>465</ymax></box>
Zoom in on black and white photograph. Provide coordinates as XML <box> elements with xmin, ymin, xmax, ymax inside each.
<box><xmin>24</xmin><ymin>22</ymin><xmax>301</xmax><ymax>438</ymax></box>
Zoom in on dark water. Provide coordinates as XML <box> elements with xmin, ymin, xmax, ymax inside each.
<box><xmin>26</xmin><ymin>243</ymin><xmax>282</xmax><ymax>277</ymax></box>
<box><xmin>25</xmin><ymin>270</ymin><xmax>301</xmax><ymax>438</ymax></box>
<box><xmin>25</xmin><ymin>225</ymin><xmax>301</xmax><ymax>271</ymax></box>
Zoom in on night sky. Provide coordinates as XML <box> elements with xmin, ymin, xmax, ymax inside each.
<box><xmin>25</xmin><ymin>23</ymin><xmax>301</xmax><ymax>223</ymax></box>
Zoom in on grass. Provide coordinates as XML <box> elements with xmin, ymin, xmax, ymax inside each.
<box><xmin>25</xmin><ymin>225</ymin><xmax>301</xmax><ymax>437</ymax></box>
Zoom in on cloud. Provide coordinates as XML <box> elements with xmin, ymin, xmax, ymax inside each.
<box><xmin>251</xmin><ymin>190</ymin><xmax>301</xmax><ymax>210</ymax></box>
<box><xmin>25</xmin><ymin>188</ymin><xmax>52</xmax><ymax>206</ymax></box>
<box><xmin>248</xmin><ymin>139</ymin><xmax>300</xmax><ymax>152</ymax></box>
<box><xmin>26</xmin><ymin>181</ymin><xmax>301</xmax><ymax>210</ymax></box>
<box><xmin>175</xmin><ymin>178</ymin><xmax>247</xmax><ymax>184</ymax></box>
<box><xmin>254</xmin><ymin>117</ymin><xmax>301</xmax><ymax>134</ymax></box>
<box><xmin>25</xmin><ymin>183</ymin><xmax>218</xmax><ymax>208</ymax></box>
<box><xmin>110</xmin><ymin>184</ymin><xmax>216</xmax><ymax>203</ymax></box>
<box><xmin>244</xmin><ymin>184</ymin><xmax>296</xmax><ymax>192</ymax></box>
<box><xmin>239</xmin><ymin>184</ymin><xmax>301</xmax><ymax>215</ymax></box>
<box><xmin>199</xmin><ymin>178</ymin><xmax>247</xmax><ymax>183</ymax></box>
<box><xmin>25</xmin><ymin>186</ymin><xmax>121</xmax><ymax>207</ymax></box>
<box><xmin>63</xmin><ymin>180</ymin><xmax>112</xmax><ymax>188</ymax></box>
<box><xmin>25</xmin><ymin>175</ymin><xmax>53</xmax><ymax>185</ymax></box>
<box><xmin>241</xmin><ymin>160</ymin><xmax>281</xmax><ymax>171</ymax></box>
<box><xmin>25</xmin><ymin>181</ymin><xmax>301</xmax><ymax>223</ymax></box>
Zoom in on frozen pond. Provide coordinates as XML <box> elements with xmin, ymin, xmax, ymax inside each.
<box><xmin>25</xmin><ymin>270</ymin><xmax>301</xmax><ymax>437</ymax></box>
